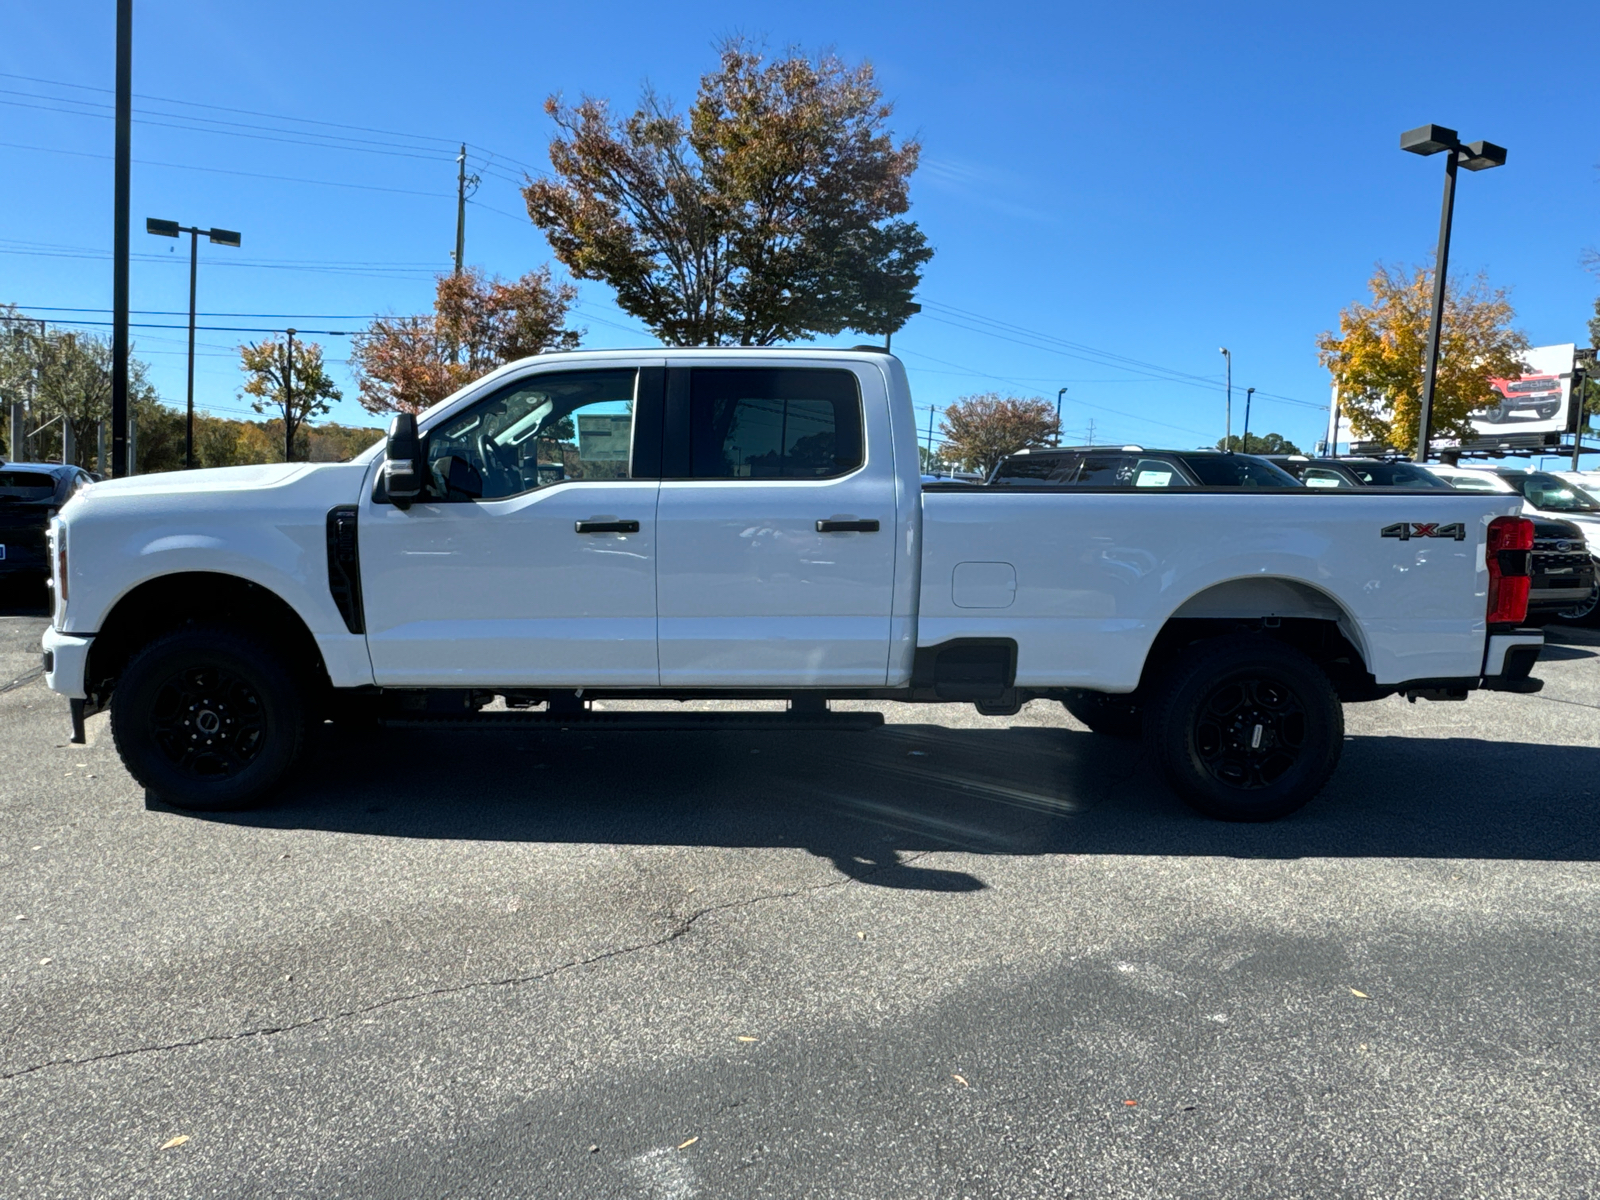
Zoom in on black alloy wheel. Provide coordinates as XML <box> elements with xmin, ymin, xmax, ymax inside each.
<box><xmin>1144</xmin><ymin>634</ymin><xmax>1342</xmax><ymax>822</ymax></box>
<box><xmin>150</xmin><ymin>665</ymin><xmax>268</xmax><ymax>779</ymax></box>
<box><xmin>111</xmin><ymin>625</ymin><xmax>307</xmax><ymax>812</ymax></box>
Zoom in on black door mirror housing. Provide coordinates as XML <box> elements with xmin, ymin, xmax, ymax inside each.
<box><xmin>381</xmin><ymin>413</ymin><xmax>423</xmax><ymax>508</ymax></box>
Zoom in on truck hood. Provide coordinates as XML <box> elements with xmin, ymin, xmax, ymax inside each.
<box><xmin>84</xmin><ymin>462</ymin><xmax>316</xmax><ymax>498</ymax></box>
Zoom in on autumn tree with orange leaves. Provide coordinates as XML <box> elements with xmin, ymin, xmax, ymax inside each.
<box><xmin>1317</xmin><ymin>263</ymin><xmax>1529</xmax><ymax>451</ymax></box>
<box><xmin>351</xmin><ymin>266</ymin><xmax>581</xmax><ymax>415</ymax></box>
<box><xmin>939</xmin><ymin>393</ymin><xmax>1061</xmax><ymax>478</ymax></box>
<box><xmin>524</xmin><ymin>39</ymin><xmax>931</xmax><ymax>347</ymax></box>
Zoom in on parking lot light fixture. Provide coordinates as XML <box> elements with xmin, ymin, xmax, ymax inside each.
<box><xmin>146</xmin><ymin>218</ymin><xmax>242</xmax><ymax>468</ymax></box>
<box><xmin>1056</xmin><ymin>388</ymin><xmax>1068</xmax><ymax>446</ymax></box>
<box><xmin>1219</xmin><ymin>348</ymin><xmax>1231</xmax><ymax>448</ymax></box>
<box><xmin>1398</xmin><ymin>124</ymin><xmax>1506</xmax><ymax>464</ymax></box>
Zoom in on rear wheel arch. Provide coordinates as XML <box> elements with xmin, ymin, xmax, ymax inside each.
<box><xmin>85</xmin><ymin>572</ymin><xmax>330</xmax><ymax>705</ymax></box>
<box><xmin>1138</xmin><ymin>577</ymin><xmax>1377</xmax><ymax>702</ymax></box>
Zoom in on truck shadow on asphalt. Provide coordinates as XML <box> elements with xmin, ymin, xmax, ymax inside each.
<box><xmin>168</xmin><ymin>720</ymin><xmax>1600</xmax><ymax>890</ymax></box>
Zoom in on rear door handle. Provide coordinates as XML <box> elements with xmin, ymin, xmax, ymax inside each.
<box><xmin>575</xmin><ymin>520</ymin><xmax>640</xmax><ymax>534</ymax></box>
<box><xmin>816</xmin><ymin>519</ymin><xmax>880</xmax><ymax>533</ymax></box>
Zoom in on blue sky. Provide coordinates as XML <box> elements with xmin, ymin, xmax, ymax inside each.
<box><xmin>3</xmin><ymin>0</ymin><xmax>1596</xmax><ymax>455</ymax></box>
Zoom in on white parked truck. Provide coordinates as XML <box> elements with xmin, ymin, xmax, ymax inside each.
<box><xmin>41</xmin><ymin>349</ymin><xmax>1544</xmax><ymax>820</ymax></box>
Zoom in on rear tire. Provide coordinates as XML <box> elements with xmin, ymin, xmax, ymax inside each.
<box><xmin>1143</xmin><ymin>635</ymin><xmax>1342</xmax><ymax>822</ymax></box>
<box><xmin>111</xmin><ymin>625</ymin><xmax>307</xmax><ymax>812</ymax></box>
<box><xmin>1061</xmin><ymin>690</ymin><xmax>1142</xmax><ymax>739</ymax></box>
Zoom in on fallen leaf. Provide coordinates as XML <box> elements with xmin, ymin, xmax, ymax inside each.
<box><xmin>952</xmin><ymin>1075</ymin><xmax>969</xmax><ymax>1087</ymax></box>
<box><xmin>736</xmin><ymin>1036</ymin><xmax>758</xmax><ymax>1043</ymax></box>
<box><xmin>159</xmin><ymin>1136</ymin><xmax>189</xmax><ymax>1150</ymax></box>
<box><xmin>677</xmin><ymin>1137</ymin><xmax>698</xmax><ymax>1150</ymax></box>
<box><xmin>587</xmin><ymin>1144</ymin><xmax>599</xmax><ymax>1154</ymax></box>
<box><xmin>38</xmin><ymin>958</ymin><xmax>51</xmax><ymax>966</ymax></box>
<box><xmin>1349</xmin><ymin>988</ymin><xmax>1370</xmax><ymax>999</ymax></box>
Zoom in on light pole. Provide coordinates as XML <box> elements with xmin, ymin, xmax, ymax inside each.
<box><xmin>1219</xmin><ymin>348</ymin><xmax>1232</xmax><ymax>448</ymax></box>
<box><xmin>146</xmin><ymin>218</ymin><xmax>242</xmax><ymax>468</ymax></box>
<box><xmin>1241</xmin><ymin>387</ymin><xmax>1256</xmax><ymax>452</ymax></box>
<box><xmin>283</xmin><ymin>328</ymin><xmax>296</xmax><ymax>464</ymax></box>
<box><xmin>1056</xmin><ymin>387</ymin><xmax>1068</xmax><ymax>446</ymax></box>
<box><xmin>1399</xmin><ymin>124</ymin><xmax>1506</xmax><ymax>463</ymax></box>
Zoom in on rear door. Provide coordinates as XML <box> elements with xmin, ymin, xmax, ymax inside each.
<box><xmin>654</xmin><ymin>364</ymin><xmax>899</xmax><ymax>686</ymax></box>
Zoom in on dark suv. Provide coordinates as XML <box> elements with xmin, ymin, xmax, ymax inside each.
<box><xmin>1528</xmin><ymin>519</ymin><xmax>1597</xmax><ymax>621</ymax></box>
<box><xmin>988</xmin><ymin>446</ymin><xmax>1301</xmax><ymax>489</ymax></box>
<box><xmin>1265</xmin><ymin>456</ymin><xmax>1453</xmax><ymax>489</ymax></box>
<box><xmin>0</xmin><ymin>462</ymin><xmax>93</xmax><ymax>584</ymax></box>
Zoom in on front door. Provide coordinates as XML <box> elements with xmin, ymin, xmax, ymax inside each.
<box><xmin>360</xmin><ymin>366</ymin><xmax>661</xmax><ymax>687</ymax></box>
<box><xmin>655</xmin><ymin>364</ymin><xmax>898</xmax><ymax>686</ymax></box>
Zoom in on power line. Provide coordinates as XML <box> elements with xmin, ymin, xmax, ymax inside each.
<box><xmin>19</xmin><ymin>305</ymin><xmax>381</xmax><ymax>318</ymax></box>
<box><xmin>0</xmin><ymin>140</ymin><xmax>453</xmax><ymax>199</ymax></box>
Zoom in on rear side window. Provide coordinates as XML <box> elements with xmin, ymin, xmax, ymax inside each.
<box><xmin>1353</xmin><ymin>463</ymin><xmax>1452</xmax><ymax>488</ymax></box>
<box><xmin>689</xmin><ymin>368</ymin><xmax>862</xmax><ymax>480</ymax></box>
<box><xmin>991</xmin><ymin>453</ymin><xmax>1080</xmax><ymax>485</ymax></box>
<box><xmin>1179</xmin><ymin>455</ymin><xmax>1301</xmax><ymax>487</ymax></box>
<box><xmin>1302</xmin><ymin>466</ymin><xmax>1355</xmax><ymax>489</ymax></box>
<box><xmin>0</xmin><ymin>471</ymin><xmax>56</xmax><ymax>499</ymax></box>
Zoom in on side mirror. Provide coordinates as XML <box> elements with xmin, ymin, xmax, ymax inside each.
<box><xmin>382</xmin><ymin>413</ymin><xmax>423</xmax><ymax>508</ymax></box>
<box><xmin>438</xmin><ymin>454</ymin><xmax>484</xmax><ymax>501</ymax></box>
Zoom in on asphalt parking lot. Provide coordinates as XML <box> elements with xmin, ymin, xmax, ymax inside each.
<box><xmin>3</xmin><ymin>586</ymin><xmax>1599</xmax><ymax>1199</ymax></box>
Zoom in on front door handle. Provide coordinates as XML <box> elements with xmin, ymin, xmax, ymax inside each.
<box><xmin>816</xmin><ymin>519</ymin><xmax>880</xmax><ymax>533</ymax></box>
<box><xmin>575</xmin><ymin>519</ymin><xmax>641</xmax><ymax>534</ymax></box>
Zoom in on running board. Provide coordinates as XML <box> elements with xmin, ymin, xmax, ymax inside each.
<box><xmin>380</xmin><ymin>710</ymin><xmax>885</xmax><ymax>732</ymax></box>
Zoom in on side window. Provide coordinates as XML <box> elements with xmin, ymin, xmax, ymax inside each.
<box><xmin>991</xmin><ymin>453</ymin><xmax>1080</xmax><ymax>485</ymax></box>
<box><xmin>688</xmin><ymin>368</ymin><xmax>862</xmax><ymax>480</ymax></box>
<box><xmin>424</xmin><ymin>369</ymin><xmax>636</xmax><ymax>500</ymax></box>
<box><xmin>1130</xmin><ymin>458</ymin><xmax>1187</xmax><ymax>488</ymax></box>
<box><xmin>1302</xmin><ymin>467</ymin><xmax>1354</xmax><ymax>489</ymax></box>
<box><xmin>1075</xmin><ymin>453</ymin><xmax>1136</xmax><ymax>487</ymax></box>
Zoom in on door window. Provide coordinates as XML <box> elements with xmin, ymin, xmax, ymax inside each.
<box><xmin>1302</xmin><ymin>467</ymin><xmax>1355</xmax><ymax>488</ymax></box>
<box><xmin>688</xmin><ymin>368</ymin><xmax>863</xmax><ymax>480</ymax></box>
<box><xmin>425</xmin><ymin>369</ymin><xmax>637</xmax><ymax>500</ymax></box>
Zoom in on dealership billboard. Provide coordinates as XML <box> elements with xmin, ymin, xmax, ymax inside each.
<box><xmin>1466</xmin><ymin>343</ymin><xmax>1577</xmax><ymax>440</ymax></box>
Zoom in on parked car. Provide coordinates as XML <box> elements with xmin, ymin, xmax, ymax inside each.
<box><xmin>1526</xmin><ymin>519</ymin><xmax>1598</xmax><ymax>622</ymax></box>
<box><xmin>1425</xmin><ymin>465</ymin><xmax>1600</xmax><ymax>626</ymax></box>
<box><xmin>0</xmin><ymin>461</ymin><xmax>94</xmax><ymax>585</ymax></box>
<box><xmin>43</xmin><ymin>349</ymin><xmax>1540</xmax><ymax>823</ymax></box>
<box><xmin>988</xmin><ymin>446</ymin><xmax>1302</xmax><ymax>489</ymax></box>
<box><xmin>1266</xmin><ymin>455</ymin><xmax>1454</xmax><ymax>490</ymax></box>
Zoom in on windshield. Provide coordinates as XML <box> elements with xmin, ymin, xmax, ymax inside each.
<box><xmin>0</xmin><ymin>471</ymin><xmax>56</xmax><ymax>501</ymax></box>
<box><xmin>1176</xmin><ymin>455</ymin><xmax>1301</xmax><ymax>488</ymax></box>
<box><xmin>1509</xmin><ymin>473</ymin><xmax>1600</xmax><ymax>513</ymax></box>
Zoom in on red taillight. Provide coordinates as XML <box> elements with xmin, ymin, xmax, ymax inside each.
<box><xmin>1485</xmin><ymin>515</ymin><xmax>1533</xmax><ymax>625</ymax></box>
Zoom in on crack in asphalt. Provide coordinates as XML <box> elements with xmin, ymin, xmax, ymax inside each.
<box><xmin>0</xmin><ymin>666</ymin><xmax>44</xmax><ymax>695</ymax></box>
<box><xmin>0</xmin><ymin>851</ymin><xmax>935</xmax><ymax>1083</ymax></box>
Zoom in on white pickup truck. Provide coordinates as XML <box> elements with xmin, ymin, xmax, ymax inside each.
<box><xmin>41</xmin><ymin>348</ymin><xmax>1543</xmax><ymax>821</ymax></box>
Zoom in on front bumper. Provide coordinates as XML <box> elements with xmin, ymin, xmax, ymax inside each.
<box><xmin>41</xmin><ymin>625</ymin><xmax>92</xmax><ymax>700</ymax></box>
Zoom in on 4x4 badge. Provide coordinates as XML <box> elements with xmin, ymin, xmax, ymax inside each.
<box><xmin>1381</xmin><ymin>522</ymin><xmax>1466</xmax><ymax>542</ymax></box>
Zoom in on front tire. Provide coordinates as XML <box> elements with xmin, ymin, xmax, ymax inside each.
<box><xmin>1553</xmin><ymin>571</ymin><xmax>1600</xmax><ymax>628</ymax></box>
<box><xmin>1143</xmin><ymin>635</ymin><xmax>1342</xmax><ymax>822</ymax></box>
<box><xmin>111</xmin><ymin>625</ymin><xmax>307</xmax><ymax>812</ymax></box>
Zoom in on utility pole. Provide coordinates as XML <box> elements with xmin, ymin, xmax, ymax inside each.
<box><xmin>454</xmin><ymin>144</ymin><xmax>468</xmax><ymax>276</ymax></box>
<box><xmin>1219</xmin><ymin>347</ymin><xmax>1232</xmax><ymax>449</ymax></box>
<box><xmin>111</xmin><ymin>0</ymin><xmax>132</xmax><ymax>477</ymax></box>
<box><xmin>283</xmin><ymin>329</ymin><xmax>296</xmax><ymax>463</ymax></box>
<box><xmin>1086</xmin><ymin>418</ymin><xmax>1096</xmax><ymax>446</ymax></box>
